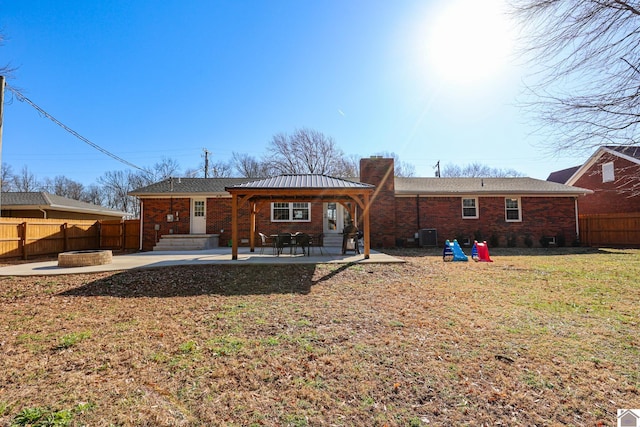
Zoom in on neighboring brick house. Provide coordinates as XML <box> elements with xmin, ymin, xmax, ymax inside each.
<box><xmin>547</xmin><ymin>146</ymin><xmax>640</xmax><ymax>215</ymax></box>
<box><xmin>1</xmin><ymin>192</ymin><xmax>128</xmax><ymax>220</ymax></box>
<box><xmin>130</xmin><ymin>157</ymin><xmax>591</xmax><ymax>251</ymax></box>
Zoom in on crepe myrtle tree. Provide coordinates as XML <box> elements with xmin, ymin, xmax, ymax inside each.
<box><xmin>511</xmin><ymin>0</ymin><xmax>640</xmax><ymax>153</ymax></box>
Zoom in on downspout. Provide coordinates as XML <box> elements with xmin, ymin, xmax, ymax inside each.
<box><xmin>574</xmin><ymin>197</ymin><xmax>580</xmax><ymax>242</ymax></box>
<box><xmin>139</xmin><ymin>199</ymin><xmax>144</xmax><ymax>251</ymax></box>
<box><xmin>416</xmin><ymin>195</ymin><xmax>421</xmax><ymax>230</ymax></box>
<box><xmin>39</xmin><ymin>208</ymin><xmax>47</xmax><ymax>219</ymax></box>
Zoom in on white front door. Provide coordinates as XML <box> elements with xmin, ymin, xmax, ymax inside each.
<box><xmin>324</xmin><ymin>202</ymin><xmax>345</xmax><ymax>234</ymax></box>
<box><xmin>191</xmin><ymin>198</ymin><xmax>207</xmax><ymax>234</ymax></box>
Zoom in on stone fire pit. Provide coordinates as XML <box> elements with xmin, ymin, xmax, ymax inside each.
<box><xmin>58</xmin><ymin>250</ymin><xmax>113</xmax><ymax>268</ymax></box>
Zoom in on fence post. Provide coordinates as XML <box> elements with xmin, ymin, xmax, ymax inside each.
<box><xmin>62</xmin><ymin>223</ymin><xmax>69</xmax><ymax>252</ymax></box>
<box><xmin>21</xmin><ymin>222</ymin><xmax>27</xmax><ymax>260</ymax></box>
<box><xmin>121</xmin><ymin>221</ymin><xmax>125</xmax><ymax>251</ymax></box>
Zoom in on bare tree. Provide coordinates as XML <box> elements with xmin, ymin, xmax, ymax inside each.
<box><xmin>374</xmin><ymin>152</ymin><xmax>416</xmax><ymax>177</ymax></box>
<box><xmin>442</xmin><ymin>162</ymin><xmax>525</xmax><ymax>178</ymax></box>
<box><xmin>232</xmin><ymin>152</ymin><xmax>270</xmax><ymax>178</ymax></box>
<box><xmin>97</xmin><ymin>170</ymin><xmax>138</xmax><ymax>216</ymax></box>
<box><xmin>1</xmin><ymin>163</ymin><xmax>14</xmax><ymax>192</ymax></box>
<box><xmin>81</xmin><ymin>184</ymin><xmax>104</xmax><ymax>206</ymax></box>
<box><xmin>266</xmin><ymin>128</ymin><xmax>349</xmax><ymax>176</ymax></box>
<box><xmin>331</xmin><ymin>154</ymin><xmax>360</xmax><ymax>178</ymax></box>
<box><xmin>512</xmin><ymin>0</ymin><xmax>640</xmax><ymax>152</ymax></box>
<box><xmin>0</xmin><ymin>32</ymin><xmax>16</xmax><ymax>77</ymax></box>
<box><xmin>183</xmin><ymin>167</ymin><xmax>201</xmax><ymax>178</ymax></box>
<box><xmin>208</xmin><ymin>160</ymin><xmax>234</xmax><ymax>178</ymax></box>
<box><xmin>12</xmin><ymin>166</ymin><xmax>41</xmax><ymax>191</ymax></box>
<box><xmin>141</xmin><ymin>157</ymin><xmax>181</xmax><ymax>184</ymax></box>
<box><xmin>42</xmin><ymin>175</ymin><xmax>85</xmax><ymax>199</ymax></box>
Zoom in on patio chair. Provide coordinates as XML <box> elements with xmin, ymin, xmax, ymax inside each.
<box><xmin>342</xmin><ymin>232</ymin><xmax>360</xmax><ymax>254</ymax></box>
<box><xmin>309</xmin><ymin>233</ymin><xmax>324</xmax><ymax>255</ymax></box>
<box><xmin>274</xmin><ymin>233</ymin><xmax>293</xmax><ymax>256</ymax></box>
<box><xmin>258</xmin><ymin>232</ymin><xmax>274</xmax><ymax>255</ymax></box>
<box><xmin>293</xmin><ymin>232</ymin><xmax>311</xmax><ymax>256</ymax></box>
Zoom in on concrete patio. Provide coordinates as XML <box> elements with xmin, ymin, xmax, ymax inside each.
<box><xmin>0</xmin><ymin>246</ymin><xmax>404</xmax><ymax>276</ymax></box>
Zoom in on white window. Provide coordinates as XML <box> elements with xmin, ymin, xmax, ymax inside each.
<box><xmin>602</xmin><ymin>161</ymin><xmax>614</xmax><ymax>183</ymax></box>
<box><xmin>271</xmin><ymin>202</ymin><xmax>310</xmax><ymax>222</ymax></box>
<box><xmin>193</xmin><ymin>200</ymin><xmax>205</xmax><ymax>217</ymax></box>
<box><xmin>505</xmin><ymin>197</ymin><xmax>521</xmax><ymax>222</ymax></box>
<box><xmin>462</xmin><ymin>198</ymin><xmax>478</xmax><ymax>219</ymax></box>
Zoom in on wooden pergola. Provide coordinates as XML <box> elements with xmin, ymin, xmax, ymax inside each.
<box><xmin>225</xmin><ymin>175</ymin><xmax>375</xmax><ymax>260</ymax></box>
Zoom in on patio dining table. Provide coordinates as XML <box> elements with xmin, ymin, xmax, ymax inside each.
<box><xmin>271</xmin><ymin>233</ymin><xmax>311</xmax><ymax>256</ymax></box>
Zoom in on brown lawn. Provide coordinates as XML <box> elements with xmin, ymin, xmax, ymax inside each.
<box><xmin>0</xmin><ymin>247</ymin><xmax>638</xmax><ymax>426</ymax></box>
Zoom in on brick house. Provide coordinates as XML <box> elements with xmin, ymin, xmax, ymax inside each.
<box><xmin>130</xmin><ymin>157</ymin><xmax>591</xmax><ymax>251</ymax></box>
<box><xmin>1</xmin><ymin>191</ymin><xmax>128</xmax><ymax>220</ymax></box>
<box><xmin>548</xmin><ymin>146</ymin><xmax>640</xmax><ymax>215</ymax></box>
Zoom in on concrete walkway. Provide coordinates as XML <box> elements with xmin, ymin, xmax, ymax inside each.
<box><xmin>0</xmin><ymin>246</ymin><xmax>404</xmax><ymax>276</ymax></box>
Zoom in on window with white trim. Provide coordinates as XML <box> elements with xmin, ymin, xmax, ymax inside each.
<box><xmin>505</xmin><ymin>197</ymin><xmax>521</xmax><ymax>222</ymax></box>
<box><xmin>462</xmin><ymin>198</ymin><xmax>478</xmax><ymax>219</ymax></box>
<box><xmin>602</xmin><ymin>161</ymin><xmax>614</xmax><ymax>183</ymax></box>
<box><xmin>193</xmin><ymin>200</ymin><xmax>205</xmax><ymax>217</ymax></box>
<box><xmin>271</xmin><ymin>202</ymin><xmax>311</xmax><ymax>222</ymax></box>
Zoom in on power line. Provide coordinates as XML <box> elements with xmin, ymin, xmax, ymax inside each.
<box><xmin>5</xmin><ymin>83</ymin><xmax>144</xmax><ymax>171</ymax></box>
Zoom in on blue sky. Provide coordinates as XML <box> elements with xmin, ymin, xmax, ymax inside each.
<box><xmin>1</xmin><ymin>0</ymin><xmax>583</xmax><ymax>186</ymax></box>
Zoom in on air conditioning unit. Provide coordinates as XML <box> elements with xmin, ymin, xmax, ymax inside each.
<box><xmin>419</xmin><ymin>228</ymin><xmax>437</xmax><ymax>247</ymax></box>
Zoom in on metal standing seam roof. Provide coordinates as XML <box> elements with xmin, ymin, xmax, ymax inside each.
<box><xmin>226</xmin><ymin>174</ymin><xmax>374</xmax><ymax>190</ymax></box>
<box><xmin>1</xmin><ymin>192</ymin><xmax>128</xmax><ymax>216</ymax></box>
<box><xmin>394</xmin><ymin>177</ymin><xmax>592</xmax><ymax>195</ymax></box>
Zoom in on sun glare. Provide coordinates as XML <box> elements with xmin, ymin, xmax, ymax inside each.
<box><xmin>426</xmin><ymin>0</ymin><xmax>514</xmax><ymax>85</ymax></box>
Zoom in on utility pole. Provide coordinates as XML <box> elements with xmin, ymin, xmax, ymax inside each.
<box><xmin>434</xmin><ymin>160</ymin><xmax>441</xmax><ymax>178</ymax></box>
<box><xmin>203</xmin><ymin>148</ymin><xmax>210</xmax><ymax>178</ymax></box>
<box><xmin>0</xmin><ymin>76</ymin><xmax>5</xmax><ymax>214</ymax></box>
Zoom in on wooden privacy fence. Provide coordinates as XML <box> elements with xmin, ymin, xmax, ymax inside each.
<box><xmin>579</xmin><ymin>212</ymin><xmax>640</xmax><ymax>247</ymax></box>
<box><xmin>0</xmin><ymin>218</ymin><xmax>140</xmax><ymax>260</ymax></box>
<box><xmin>99</xmin><ymin>219</ymin><xmax>140</xmax><ymax>250</ymax></box>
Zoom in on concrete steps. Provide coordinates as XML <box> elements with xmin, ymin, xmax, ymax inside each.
<box><xmin>153</xmin><ymin>234</ymin><xmax>220</xmax><ymax>251</ymax></box>
<box><xmin>322</xmin><ymin>234</ymin><xmax>343</xmax><ymax>247</ymax></box>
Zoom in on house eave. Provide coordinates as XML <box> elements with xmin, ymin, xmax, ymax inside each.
<box><xmin>130</xmin><ymin>192</ymin><xmax>232</xmax><ymax>198</ymax></box>
<box><xmin>2</xmin><ymin>204</ymin><xmax>127</xmax><ymax>217</ymax></box>
<box><xmin>394</xmin><ymin>190</ymin><xmax>592</xmax><ymax>197</ymax></box>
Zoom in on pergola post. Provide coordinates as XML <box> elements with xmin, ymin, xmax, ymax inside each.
<box><xmin>249</xmin><ymin>202</ymin><xmax>256</xmax><ymax>252</ymax></box>
<box><xmin>231</xmin><ymin>193</ymin><xmax>238</xmax><ymax>260</ymax></box>
<box><xmin>363</xmin><ymin>193</ymin><xmax>371</xmax><ymax>259</ymax></box>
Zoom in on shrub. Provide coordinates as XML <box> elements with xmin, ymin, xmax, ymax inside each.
<box><xmin>507</xmin><ymin>233</ymin><xmax>517</xmax><ymax>247</ymax></box>
<box><xmin>490</xmin><ymin>233</ymin><xmax>500</xmax><ymax>248</ymax></box>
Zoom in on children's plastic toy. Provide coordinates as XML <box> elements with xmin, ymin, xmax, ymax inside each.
<box><xmin>451</xmin><ymin>239</ymin><xmax>469</xmax><ymax>261</ymax></box>
<box><xmin>472</xmin><ymin>240</ymin><xmax>493</xmax><ymax>262</ymax></box>
<box><xmin>443</xmin><ymin>240</ymin><xmax>454</xmax><ymax>261</ymax></box>
<box><xmin>443</xmin><ymin>239</ymin><xmax>468</xmax><ymax>262</ymax></box>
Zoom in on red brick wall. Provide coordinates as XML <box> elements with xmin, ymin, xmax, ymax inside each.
<box><xmin>395</xmin><ymin>196</ymin><xmax>578</xmax><ymax>247</ymax></box>
<box><xmin>141</xmin><ymin>197</ymin><xmax>326</xmax><ymax>250</ymax></box>
<box><xmin>141</xmin><ymin>198</ymin><xmax>190</xmax><ymax>251</ymax></box>
<box><xmin>360</xmin><ymin>157</ymin><xmax>396</xmax><ymax>247</ymax></box>
<box><xmin>573</xmin><ymin>154</ymin><xmax>640</xmax><ymax>214</ymax></box>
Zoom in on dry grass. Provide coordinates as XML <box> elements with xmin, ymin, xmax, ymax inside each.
<box><xmin>0</xmin><ymin>247</ymin><xmax>638</xmax><ymax>426</ymax></box>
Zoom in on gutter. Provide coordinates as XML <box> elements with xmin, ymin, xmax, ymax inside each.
<box><xmin>575</xmin><ymin>198</ymin><xmax>580</xmax><ymax>242</ymax></box>
<box><xmin>139</xmin><ymin>199</ymin><xmax>144</xmax><ymax>251</ymax></box>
